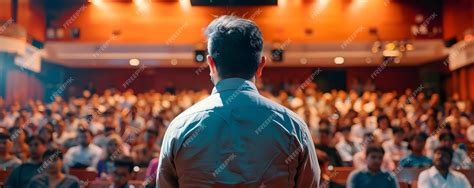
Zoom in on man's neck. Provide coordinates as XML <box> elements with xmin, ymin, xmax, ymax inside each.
<box><xmin>368</xmin><ymin>167</ymin><xmax>381</xmax><ymax>175</ymax></box>
<box><xmin>48</xmin><ymin>172</ymin><xmax>64</xmax><ymax>181</ymax></box>
<box><xmin>436</xmin><ymin>166</ymin><xmax>449</xmax><ymax>179</ymax></box>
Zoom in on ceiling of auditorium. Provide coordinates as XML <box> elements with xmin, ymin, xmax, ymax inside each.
<box><xmin>44</xmin><ymin>39</ymin><xmax>447</xmax><ymax>68</ymax></box>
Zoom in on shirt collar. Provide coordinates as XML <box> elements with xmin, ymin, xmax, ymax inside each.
<box><xmin>428</xmin><ymin>166</ymin><xmax>451</xmax><ymax>179</ymax></box>
<box><xmin>211</xmin><ymin>78</ymin><xmax>258</xmax><ymax>95</ymax></box>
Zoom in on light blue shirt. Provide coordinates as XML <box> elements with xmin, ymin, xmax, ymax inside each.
<box><xmin>157</xmin><ymin>78</ymin><xmax>320</xmax><ymax>188</ymax></box>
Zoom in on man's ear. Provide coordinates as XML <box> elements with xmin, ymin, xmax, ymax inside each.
<box><xmin>207</xmin><ymin>55</ymin><xmax>217</xmax><ymax>75</ymax></box>
<box><xmin>255</xmin><ymin>56</ymin><xmax>266</xmax><ymax>78</ymax></box>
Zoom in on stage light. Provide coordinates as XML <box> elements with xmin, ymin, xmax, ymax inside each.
<box><xmin>129</xmin><ymin>59</ymin><xmax>140</xmax><ymax>66</ymax></box>
<box><xmin>171</xmin><ymin>59</ymin><xmax>178</xmax><ymax>65</ymax></box>
<box><xmin>406</xmin><ymin>43</ymin><xmax>414</xmax><ymax>51</ymax></box>
<box><xmin>365</xmin><ymin>57</ymin><xmax>373</xmax><ymax>64</ymax></box>
<box><xmin>194</xmin><ymin>50</ymin><xmax>206</xmax><ymax>63</ymax></box>
<box><xmin>385</xmin><ymin>42</ymin><xmax>396</xmax><ymax>51</ymax></box>
<box><xmin>180</xmin><ymin>0</ymin><xmax>191</xmax><ymax>11</ymax></box>
<box><xmin>394</xmin><ymin>57</ymin><xmax>401</xmax><ymax>64</ymax></box>
<box><xmin>300</xmin><ymin>58</ymin><xmax>308</xmax><ymax>65</ymax></box>
<box><xmin>271</xmin><ymin>49</ymin><xmax>283</xmax><ymax>62</ymax></box>
<box><xmin>383</xmin><ymin>50</ymin><xmax>400</xmax><ymax>57</ymax></box>
<box><xmin>334</xmin><ymin>57</ymin><xmax>344</xmax><ymax>64</ymax></box>
<box><xmin>89</xmin><ymin>0</ymin><xmax>103</xmax><ymax>6</ymax></box>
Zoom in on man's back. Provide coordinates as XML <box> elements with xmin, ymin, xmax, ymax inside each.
<box><xmin>157</xmin><ymin>78</ymin><xmax>320</xmax><ymax>187</ymax></box>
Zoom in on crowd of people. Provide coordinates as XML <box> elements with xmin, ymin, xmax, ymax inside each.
<box><xmin>0</xmin><ymin>79</ymin><xmax>473</xmax><ymax>188</ymax></box>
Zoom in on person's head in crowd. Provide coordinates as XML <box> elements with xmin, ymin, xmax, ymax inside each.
<box><xmin>377</xmin><ymin>115</ymin><xmax>391</xmax><ymax>130</ymax></box>
<box><xmin>439</xmin><ymin>132</ymin><xmax>455</xmax><ymax>148</ymax></box>
<box><xmin>363</xmin><ymin>133</ymin><xmax>376</xmax><ymax>145</ymax></box>
<box><xmin>340</xmin><ymin>126</ymin><xmax>352</xmax><ymax>141</ymax></box>
<box><xmin>104</xmin><ymin>123</ymin><xmax>117</xmax><ymax>137</ymax></box>
<box><xmin>55</xmin><ymin>120</ymin><xmax>66</xmax><ymax>134</ymax></box>
<box><xmin>105</xmin><ymin>135</ymin><xmax>124</xmax><ymax>160</ymax></box>
<box><xmin>448</xmin><ymin>106</ymin><xmax>460</xmax><ymax>118</ymax></box>
<box><xmin>8</xmin><ymin>127</ymin><xmax>28</xmax><ymax>144</ymax></box>
<box><xmin>38</xmin><ymin>125</ymin><xmax>54</xmax><ymax>143</ymax></box>
<box><xmin>13</xmin><ymin>116</ymin><xmax>27</xmax><ymax>128</ymax></box>
<box><xmin>392</xmin><ymin>127</ymin><xmax>405</xmax><ymax>145</ymax></box>
<box><xmin>318</xmin><ymin>118</ymin><xmax>331</xmax><ymax>130</ymax></box>
<box><xmin>111</xmin><ymin>156</ymin><xmax>135</xmax><ymax>188</ymax></box>
<box><xmin>77</xmin><ymin>128</ymin><xmax>93</xmax><ymax>147</ymax></box>
<box><xmin>317</xmin><ymin>128</ymin><xmax>332</xmax><ymax>145</ymax></box>
<box><xmin>409</xmin><ymin>132</ymin><xmax>428</xmax><ymax>155</ymax></box>
<box><xmin>144</xmin><ymin>127</ymin><xmax>159</xmax><ymax>145</ymax></box>
<box><xmin>365</xmin><ymin>144</ymin><xmax>385</xmax><ymax>173</ymax></box>
<box><xmin>433</xmin><ymin>146</ymin><xmax>454</xmax><ymax>174</ymax></box>
<box><xmin>26</xmin><ymin>136</ymin><xmax>46</xmax><ymax>162</ymax></box>
<box><xmin>204</xmin><ymin>15</ymin><xmax>265</xmax><ymax>84</ymax></box>
<box><xmin>0</xmin><ymin>132</ymin><xmax>12</xmax><ymax>156</ymax></box>
<box><xmin>424</xmin><ymin>116</ymin><xmax>436</xmax><ymax>133</ymax></box>
<box><xmin>42</xmin><ymin>149</ymin><xmax>63</xmax><ymax>175</ymax></box>
<box><xmin>396</xmin><ymin>108</ymin><xmax>407</xmax><ymax>119</ymax></box>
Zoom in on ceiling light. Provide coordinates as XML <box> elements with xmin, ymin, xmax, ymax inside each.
<box><xmin>129</xmin><ymin>59</ymin><xmax>140</xmax><ymax>66</ymax></box>
<box><xmin>334</xmin><ymin>57</ymin><xmax>344</xmax><ymax>64</ymax></box>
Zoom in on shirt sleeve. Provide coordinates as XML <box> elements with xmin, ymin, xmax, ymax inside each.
<box><xmin>460</xmin><ymin>174</ymin><xmax>472</xmax><ymax>188</ymax></box>
<box><xmin>156</xmin><ymin>125</ymin><xmax>179</xmax><ymax>188</ymax></box>
<box><xmin>4</xmin><ymin>165</ymin><xmax>20</xmax><ymax>188</ymax></box>
<box><xmin>346</xmin><ymin>172</ymin><xmax>357</xmax><ymax>188</ymax></box>
<box><xmin>417</xmin><ymin>171</ymin><xmax>431</xmax><ymax>188</ymax></box>
<box><xmin>295</xmin><ymin>122</ymin><xmax>321</xmax><ymax>188</ymax></box>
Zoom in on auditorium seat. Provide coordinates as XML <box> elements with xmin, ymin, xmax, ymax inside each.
<box><xmin>134</xmin><ymin>168</ymin><xmax>148</xmax><ymax>180</ymax></box>
<box><xmin>459</xmin><ymin>169</ymin><xmax>474</xmax><ymax>185</ymax></box>
<box><xmin>399</xmin><ymin>182</ymin><xmax>409</xmax><ymax>188</ymax></box>
<box><xmin>69</xmin><ymin>169</ymin><xmax>98</xmax><ymax>183</ymax></box>
<box><xmin>129</xmin><ymin>180</ymin><xmax>145</xmax><ymax>187</ymax></box>
<box><xmin>329</xmin><ymin>167</ymin><xmax>354</xmax><ymax>184</ymax></box>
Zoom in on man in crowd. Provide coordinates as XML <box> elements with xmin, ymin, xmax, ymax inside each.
<box><xmin>110</xmin><ymin>156</ymin><xmax>136</xmax><ymax>188</ymax></box>
<box><xmin>418</xmin><ymin>146</ymin><xmax>471</xmax><ymax>188</ymax></box>
<box><xmin>347</xmin><ymin>144</ymin><xmax>398</xmax><ymax>188</ymax></box>
<box><xmin>438</xmin><ymin>132</ymin><xmax>473</xmax><ymax>169</ymax></box>
<box><xmin>63</xmin><ymin>129</ymin><xmax>103</xmax><ymax>171</ymax></box>
<box><xmin>5</xmin><ymin>136</ymin><xmax>46</xmax><ymax>188</ymax></box>
<box><xmin>28</xmin><ymin>149</ymin><xmax>81</xmax><ymax>188</ymax></box>
<box><xmin>399</xmin><ymin>132</ymin><xmax>432</xmax><ymax>168</ymax></box>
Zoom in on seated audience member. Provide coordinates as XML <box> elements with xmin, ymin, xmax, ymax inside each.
<box><xmin>110</xmin><ymin>156</ymin><xmax>136</xmax><ymax>188</ymax></box>
<box><xmin>53</xmin><ymin>120</ymin><xmax>76</xmax><ymax>147</ymax></box>
<box><xmin>314</xmin><ymin>128</ymin><xmax>343</xmax><ymax>167</ymax></box>
<box><xmin>38</xmin><ymin>125</ymin><xmax>58</xmax><ymax>150</ymax></box>
<box><xmin>93</xmin><ymin>112</ymin><xmax>118</xmax><ymax>148</ymax></box>
<box><xmin>350</xmin><ymin>113</ymin><xmax>373</xmax><ymax>143</ymax></box>
<box><xmin>9</xmin><ymin>127</ymin><xmax>29</xmax><ymax>161</ymax></box>
<box><xmin>418</xmin><ymin>146</ymin><xmax>472</xmax><ymax>188</ymax></box>
<box><xmin>131</xmin><ymin>127</ymin><xmax>160</xmax><ymax>167</ymax></box>
<box><xmin>97</xmin><ymin>134</ymin><xmax>129</xmax><ymax>178</ymax></box>
<box><xmin>27</xmin><ymin>149</ymin><xmax>81</xmax><ymax>188</ymax></box>
<box><xmin>5</xmin><ymin>136</ymin><xmax>47</xmax><ymax>188</ymax></box>
<box><xmin>0</xmin><ymin>132</ymin><xmax>21</xmax><ymax>170</ymax></box>
<box><xmin>438</xmin><ymin>132</ymin><xmax>473</xmax><ymax>169</ymax></box>
<box><xmin>399</xmin><ymin>132</ymin><xmax>432</xmax><ymax>168</ymax></box>
<box><xmin>64</xmin><ymin>129</ymin><xmax>102</xmax><ymax>171</ymax></box>
<box><xmin>382</xmin><ymin>127</ymin><xmax>409</xmax><ymax>161</ymax></box>
<box><xmin>373</xmin><ymin>115</ymin><xmax>393</xmax><ymax>143</ymax></box>
<box><xmin>347</xmin><ymin>145</ymin><xmax>398</xmax><ymax>188</ymax></box>
<box><xmin>353</xmin><ymin>133</ymin><xmax>395</xmax><ymax>171</ymax></box>
<box><xmin>336</xmin><ymin>126</ymin><xmax>361</xmax><ymax>166</ymax></box>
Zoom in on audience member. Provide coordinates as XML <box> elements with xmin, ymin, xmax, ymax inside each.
<box><xmin>417</xmin><ymin>146</ymin><xmax>471</xmax><ymax>188</ymax></box>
